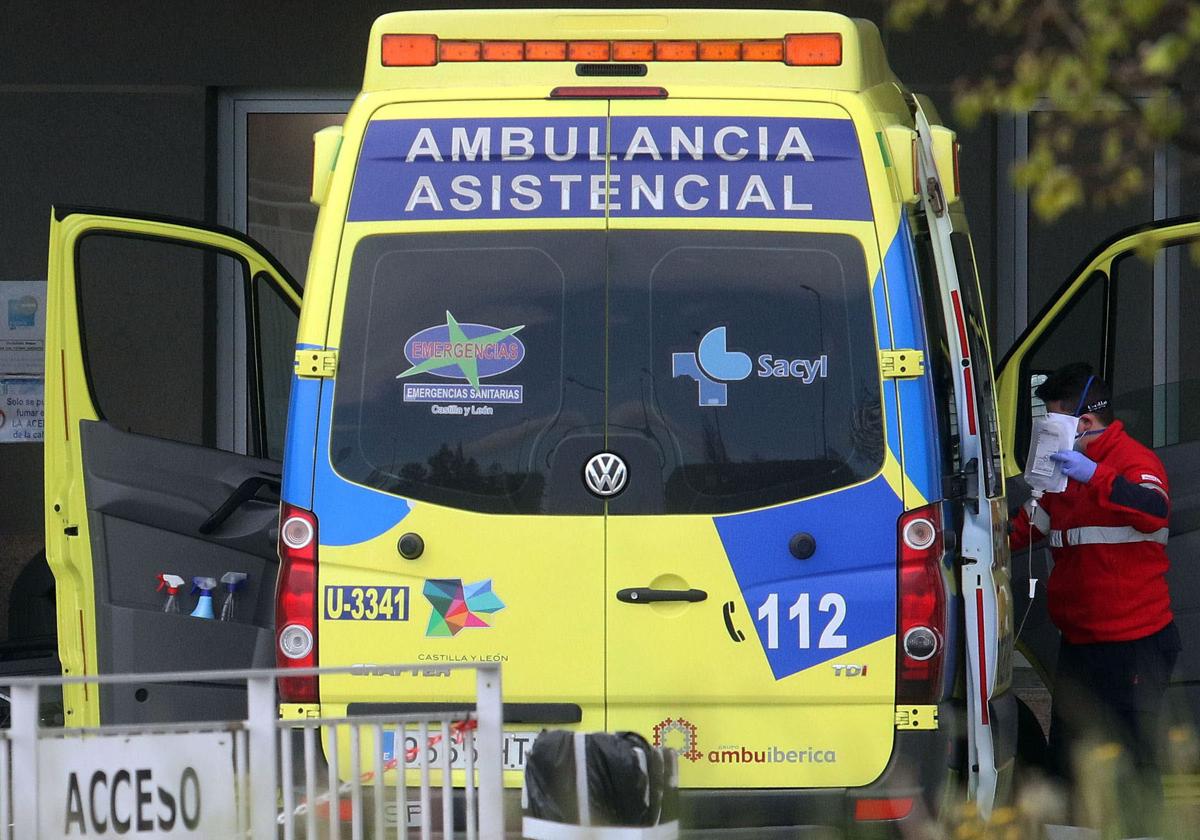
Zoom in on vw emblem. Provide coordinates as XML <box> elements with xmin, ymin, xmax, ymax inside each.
<box><xmin>584</xmin><ymin>452</ymin><xmax>628</xmax><ymax>498</ymax></box>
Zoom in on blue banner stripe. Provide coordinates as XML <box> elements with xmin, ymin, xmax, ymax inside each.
<box><xmin>348</xmin><ymin>116</ymin><xmax>872</xmax><ymax>222</ymax></box>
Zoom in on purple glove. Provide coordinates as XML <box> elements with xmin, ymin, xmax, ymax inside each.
<box><xmin>1050</xmin><ymin>450</ymin><xmax>1097</xmax><ymax>483</ymax></box>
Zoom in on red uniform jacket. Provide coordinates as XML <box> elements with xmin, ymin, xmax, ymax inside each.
<box><xmin>1010</xmin><ymin>421</ymin><xmax>1172</xmax><ymax>644</ymax></box>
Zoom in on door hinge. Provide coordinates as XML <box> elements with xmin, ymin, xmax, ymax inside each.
<box><xmin>895</xmin><ymin>705</ymin><xmax>939</xmax><ymax>730</ymax></box>
<box><xmin>880</xmin><ymin>349</ymin><xmax>925</xmax><ymax>379</ymax></box>
<box><xmin>295</xmin><ymin>349</ymin><xmax>338</xmax><ymax>379</ymax></box>
<box><xmin>279</xmin><ymin>703</ymin><xmax>322</xmax><ymax>720</ymax></box>
<box><xmin>943</xmin><ymin>456</ymin><xmax>980</xmax><ymax>515</ymax></box>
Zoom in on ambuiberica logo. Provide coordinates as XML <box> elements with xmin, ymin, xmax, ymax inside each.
<box><xmin>652</xmin><ymin>717</ymin><xmax>836</xmax><ymax>766</ymax></box>
<box><xmin>398</xmin><ymin>310</ymin><xmax>525</xmax><ymax>409</ymax></box>
<box><xmin>672</xmin><ymin>326</ymin><xmax>828</xmax><ymax>407</ymax></box>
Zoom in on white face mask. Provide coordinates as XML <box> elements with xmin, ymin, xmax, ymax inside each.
<box><xmin>1074</xmin><ymin>427</ymin><xmax>1103</xmax><ymax>451</ymax></box>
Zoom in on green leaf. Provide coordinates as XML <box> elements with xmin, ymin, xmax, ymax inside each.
<box><xmin>1141</xmin><ymin>34</ymin><xmax>1191</xmax><ymax>77</ymax></box>
<box><xmin>1142</xmin><ymin>92</ymin><xmax>1185</xmax><ymax>139</ymax></box>
<box><xmin>1101</xmin><ymin>128</ymin><xmax>1123</xmax><ymax>166</ymax></box>
<box><xmin>1121</xmin><ymin>0</ymin><xmax>1167</xmax><ymax>28</ymax></box>
<box><xmin>1031</xmin><ymin>167</ymin><xmax>1085</xmax><ymax>221</ymax></box>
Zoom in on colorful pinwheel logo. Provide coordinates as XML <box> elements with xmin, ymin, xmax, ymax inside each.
<box><xmin>423</xmin><ymin>578</ymin><xmax>505</xmax><ymax>637</ymax></box>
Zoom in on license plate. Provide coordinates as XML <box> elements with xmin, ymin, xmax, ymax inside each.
<box><xmin>381</xmin><ymin>729</ymin><xmax>538</xmax><ymax>771</ymax></box>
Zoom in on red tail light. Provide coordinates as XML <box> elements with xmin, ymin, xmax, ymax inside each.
<box><xmin>897</xmin><ymin>504</ymin><xmax>946</xmax><ymax>703</ymax></box>
<box><xmin>277</xmin><ymin>503</ymin><xmax>318</xmax><ymax>703</ymax></box>
<box><xmin>854</xmin><ymin>797</ymin><xmax>914</xmax><ymax>821</ymax></box>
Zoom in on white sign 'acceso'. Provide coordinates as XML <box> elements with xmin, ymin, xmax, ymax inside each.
<box><xmin>38</xmin><ymin>730</ymin><xmax>236</xmax><ymax>838</ymax></box>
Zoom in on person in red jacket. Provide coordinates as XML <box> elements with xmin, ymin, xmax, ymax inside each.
<box><xmin>1011</xmin><ymin>363</ymin><xmax>1179</xmax><ymax>829</ymax></box>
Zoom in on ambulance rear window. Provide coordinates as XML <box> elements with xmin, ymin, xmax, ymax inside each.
<box><xmin>332</xmin><ymin>230</ymin><xmax>881</xmax><ymax>515</ymax></box>
<box><xmin>331</xmin><ymin>231</ymin><xmax>606</xmax><ymax>515</ymax></box>
<box><xmin>607</xmin><ymin>230</ymin><xmax>882</xmax><ymax>514</ymax></box>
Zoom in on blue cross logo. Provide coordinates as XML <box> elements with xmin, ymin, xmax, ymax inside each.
<box><xmin>672</xmin><ymin>327</ymin><xmax>753</xmax><ymax>407</ymax></box>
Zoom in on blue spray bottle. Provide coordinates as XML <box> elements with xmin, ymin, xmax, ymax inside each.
<box><xmin>190</xmin><ymin>577</ymin><xmax>217</xmax><ymax>619</ymax></box>
<box><xmin>156</xmin><ymin>574</ymin><xmax>185</xmax><ymax>613</ymax></box>
<box><xmin>219</xmin><ymin>572</ymin><xmax>248</xmax><ymax>621</ymax></box>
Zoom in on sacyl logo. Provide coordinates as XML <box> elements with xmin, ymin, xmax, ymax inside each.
<box><xmin>672</xmin><ymin>326</ymin><xmax>828</xmax><ymax>407</ymax></box>
<box><xmin>583</xmin><ymin>453</ymin><xmax>628</xmax><ymax>498</ymax></box>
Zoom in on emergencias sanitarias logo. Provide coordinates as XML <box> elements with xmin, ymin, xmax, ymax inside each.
<box><xmin>399</xmin><ymin>311</ymin><xmax>526</xmax><ymax>405</ymax></box>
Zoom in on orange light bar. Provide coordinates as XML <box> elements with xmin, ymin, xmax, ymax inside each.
<box><xmin>656</xmin><ymin>41</ymin><xmax>699</xmax><ymax>61</ymax></box>
<box><xmin>380</xmin><ymin>34</ymin><xmax>843</xmax><ymax>66</ymax></box>
<box><xmin>568</xmin><ymin>41</ymin><xmax>611</xmax><ymax>61</ymax></box>
<box><xmin>698</xmin><ymin>41</ymin><xmax>741</xmax><ymax>61</ymax></box>
<box><xmin>481</xmin><ymin>41</ymin><xmax>523</xmax><ymax>61</ymax></box>
<box><xmin>440</xmin><ymin>41</ymin><xmax>482</xmax><ymax>62</ymax></box>
<box><xmin>742</xmin><ymin>40</ymin><xmax>784</xmax><ymax>61</ymax></box>
<box><xmin>525</xmin><ymin>41</ymin><xmax>568</xmax><ymax>61</ymax></box>
<box><xmin>381</xmin><ymin>34</ymin><xmax>438</xmax><ymax>67</ymax></box>
<box><xmin>784</xmin><ymin>33</ymin><xmax>842</xmax><ymax>66</ymax></box>
<box><xmin>612</xmin><ymin>41</ymin><xmax>655</xmax><ymax>61</ymax></box>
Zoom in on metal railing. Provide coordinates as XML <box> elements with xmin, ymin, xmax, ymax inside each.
<box><xmin>0</xmin><ymin>662</ymin><xmax>504</xmax><ymax>839</ymax></box>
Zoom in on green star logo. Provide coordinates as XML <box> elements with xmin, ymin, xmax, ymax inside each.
<box><xmin>397</xmin><ymin>311</ymin><xmax>524</xmax><ymax>389</ymax></box>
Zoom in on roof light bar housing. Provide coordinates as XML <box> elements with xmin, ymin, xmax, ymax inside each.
<box><xmin>380</xmin><ymin>34</ymin><xmax>842</xmax><ymax>67</ymax></box>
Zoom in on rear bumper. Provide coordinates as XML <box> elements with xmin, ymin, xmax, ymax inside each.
<box><xmin>296</xmin><ymin>695</ymin><xmax>1018</xmax><ymax>837</ymax></box>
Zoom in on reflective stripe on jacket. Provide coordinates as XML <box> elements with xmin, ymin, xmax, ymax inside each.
<box><xmin>1048</xmin><ymin>525</ymin><xmax>1169</xmax><ymax>548</ymax></box>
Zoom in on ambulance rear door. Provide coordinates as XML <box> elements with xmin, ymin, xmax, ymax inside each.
<box><xmin>45</xmin><ymin>209</ymin><xmax>299</xmax><ymax>726</ymax></box>
<box><xmin>313</xmin><ymin>100</ymin><xmax>610</xmax><ymax>772</ymax></box>
<box><xmin>603</xmin><ymin>99</ymin><xmax>903</xmax><ymax>789</ymax></box>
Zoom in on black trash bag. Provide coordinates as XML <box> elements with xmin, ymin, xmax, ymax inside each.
<box><xmin>524</xmin><ymin>730</ymin><xmax>671</xmax><ymax>827</ymax></box>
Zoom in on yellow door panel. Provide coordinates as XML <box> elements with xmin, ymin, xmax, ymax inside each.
<box><xmin>318</xmin><ymin>507</ymin><xmax>605</xmax><ymax>718</ymax></box>
<box><xmin>996</xmin><ymin>219</ymin><xmax>1200</xmax><ymax>477</ymax></box>
<box><xmin>602</xmin><ymin>99</ymin><xmax>899</xmax><ymax>788</ymax></box>
<box><xmin>309</xmin><ymin>100</ymin><xmax>610</xmax><ymax>785</ymax></box>
<box><xmin>45</xmin><ymin>208</ymin><xmax>299</xmax><ymax>725</ymax></box>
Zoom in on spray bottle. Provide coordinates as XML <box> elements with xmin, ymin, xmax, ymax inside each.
<box><xmin>190</xmin><ymin>576</ymin><xmax>218</xmax><ymax>619</ymax></box>
<box><xmin>219</xmin><ymin>572</ymin><xmax>248</xmax><ymax>622</ymax></box>
<box><xmin>156</xmin><ymin>574</ymin><xmax>186</xmax><ymax>613</ymax></box>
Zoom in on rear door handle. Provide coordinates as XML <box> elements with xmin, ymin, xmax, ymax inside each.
<box><xmin>616</xmin><ymin>588</ymin><xmax>707</xmax><ymax>604</ymax></box>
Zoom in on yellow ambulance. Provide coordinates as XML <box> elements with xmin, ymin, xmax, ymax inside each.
<box><xmin>45</xmin><ymin>8</ymin><xmax>1037</xmax><ymax>833</ymax></box>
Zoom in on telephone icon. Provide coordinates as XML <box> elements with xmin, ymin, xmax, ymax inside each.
<box><xmin>723</xmin><ymin>600</ymin><xmax>745</xmax><ymax>642</ymax></box>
